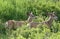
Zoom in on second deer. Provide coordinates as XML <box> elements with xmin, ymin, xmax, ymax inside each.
<box><xmin>27</xmin><ymin>12</ymin><xmax>58</xmax><ymax>28</ymax></box>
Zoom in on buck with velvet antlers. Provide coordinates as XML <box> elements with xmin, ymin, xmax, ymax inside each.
<box><xmin>5</xmin><ymin>12</ymin><xmax>36</xmax><ymax>29</ymax></box>
<box><xmin>27</xmin><ymin>12</ymin><xmax>58</xmax><ymax>28</ymax></box>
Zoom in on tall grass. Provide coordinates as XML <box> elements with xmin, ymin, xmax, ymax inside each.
<box><xmin>0</xmin><ymin>0</ymin><xmax>60</xmax><ymax>39</ymax></box>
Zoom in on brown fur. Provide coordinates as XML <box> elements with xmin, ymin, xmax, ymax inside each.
<box><xmin>5</xmin><ymin>12</ymin><xmax>35</xmax><ymax>29</ymax></box>
<box><xmin>28</xmin><ymin>12</ymin><xmax>57</xmax><ymax>28</ymax></box>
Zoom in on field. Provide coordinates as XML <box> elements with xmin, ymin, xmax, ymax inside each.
<box><xmin>0</xmin><ymin>0</ymin><xmax>60</xmax><ymax>39</ymax></box>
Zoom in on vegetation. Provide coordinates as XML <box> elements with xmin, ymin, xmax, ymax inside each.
<box><xmin>0</xmin><ymin>0</ymin><xmax>60</xmax><ymax>39</ymax></box>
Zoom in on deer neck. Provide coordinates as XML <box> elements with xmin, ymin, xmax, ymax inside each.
<box><xmin>45</xmin><ymin>16</ymin><xmax>53</xmax><ymax>26</ymax></box>
<box><xmin>27</xmin><ymin>16</ymin><xmax>33</xmax><ymax>23</ymax></box>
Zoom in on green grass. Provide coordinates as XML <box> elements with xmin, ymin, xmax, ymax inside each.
<box><xmin>0</xmin><ymin>20</ymin><xmax>60</xmax><ymax>39</ymax></box>
<box><xmin>0</xmin><ymin>0</ymin><xmax>60</xmax><ymax>39</ymax></box>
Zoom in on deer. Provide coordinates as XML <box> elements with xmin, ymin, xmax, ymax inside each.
<box><xmin>27</xmin><ymin>12</ymin><xmax>58</xmax><ymax>29</ymax></box>
<box><xmin>5</xmin><ymin>12</ymin><xmax>36</xmax><ymax>29</ymax></box>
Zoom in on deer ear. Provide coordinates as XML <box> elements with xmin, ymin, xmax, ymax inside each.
<box><xmin>52</xmin><ymin>12</ymin><xmax>55</xmax><ymax>14</ymax></box>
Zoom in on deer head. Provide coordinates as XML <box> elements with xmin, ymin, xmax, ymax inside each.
<box><xmin>27</xmin><ymin>12</ymin><xmax>36</xmax><ymax>23</ymax></box>
<box><xmin>27</xmin><ymin>12</ymin><xmax>35</xmax><ymax>18</ymax></box>
<box><xmin>48</xmin><ymin>12</ymin><xmax>58</xmax><ymax>20</ymax></box>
